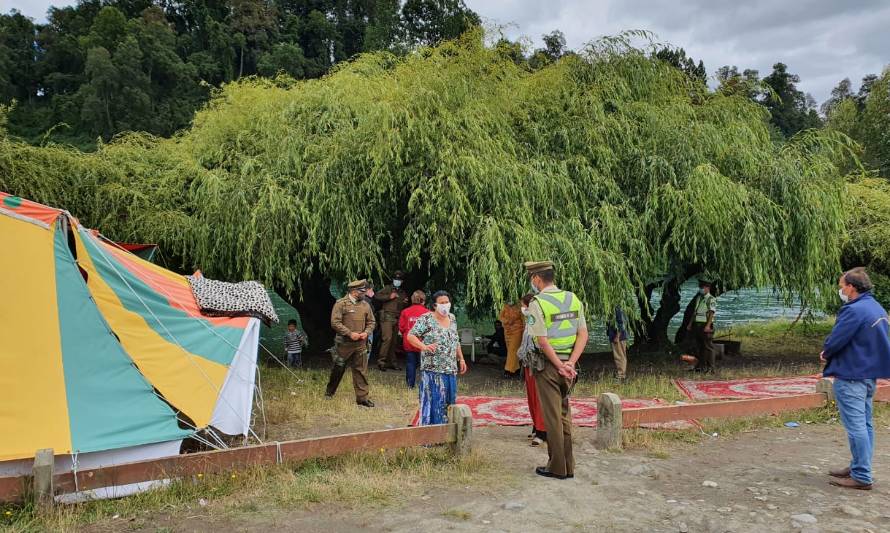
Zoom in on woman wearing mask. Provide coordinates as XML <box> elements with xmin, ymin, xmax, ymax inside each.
<box><xmin>399</xmin><ymin>290</ymin><xmax>429</xmax><ymax>388</ymax></box>
<box><xmin>517</xmin><ymin>293</ymin><xmax>546</xmax><ymax>446</ymax></box>
<box><xmin>407</xmin><ymin>291</ymin><xmax>468</xmax><ymax>425</ymax></box>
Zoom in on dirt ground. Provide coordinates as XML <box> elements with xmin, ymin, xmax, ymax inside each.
<box><xmin>113</xmin><ymin>421</ymin><xmax>890</xmax><ymax>533</ymax></box>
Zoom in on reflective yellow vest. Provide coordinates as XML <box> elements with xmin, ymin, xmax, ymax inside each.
<box><xmin>534</xmin><ymin>290</ymin><xmax>582</xmax><ymax>356</ymax></box>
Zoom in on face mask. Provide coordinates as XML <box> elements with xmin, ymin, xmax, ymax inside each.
<box><xmin>698</xmin><ymin>288</ymin><xmax>706</xmax><ymax>295</ymax></box>
<box><xmin>521</xmin><ymin>307</ymin><xmax>529</xmax><ymax>316</ymax></box>
<box><xmin>839</xmin><ymin>288</ymin><xmax>849</xmax><ymax>303</ymax></box>
<box><xmin>393</xmin><ymin>279</ymin><xmax>402</xmax><ymax>288</ymax></box>
<box><xmin>436</xmin><ymin>303</ymin><xmax>451</xmax><ymax>316</ymax></box>
<box><xmin>530</xmin><ymin>282</ymin><xmax>539</xmax><ymax>294</ymax></box>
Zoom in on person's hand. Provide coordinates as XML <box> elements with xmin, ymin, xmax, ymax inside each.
<box><xmin>558</xmin><ymin>363</ymin><xmax>576</xmax><ymax>379</ymax></box>
<box><xmin>458</xmin><ymin>359</ymin><xmax>468</xmax><ymax>375</ymax></box>
<box><xmin>423</xmin><ymin>343</ymin><xmax>438</xmax><ymax>353</ymax></box>
<box><xmin>819</xmin><ymin>351</ymin><xmax>826</xmax><ymax>364</ymax></box>
<box><xmin>359</xmin><ymin>332</ymin><xmax>369</xmax><ymax>341</ymax></box>
<box><xmin>349</xmin><ymin>332</ymin><xmax>361</xmax><ymax>341</ymax></box>
<box><xmin>704</xmin><ymin>325</ymin><xmax>713</xmax><ymax>333</ymax></box>
<box><xmin>390</xmin><ymin>292</ymin><xmax>398</xmax><ymax>300</ymax></box>
<box><xmin>686</xmin><ymin>324</ymin><xmax>692</xmax><ymax>332</ymax></box>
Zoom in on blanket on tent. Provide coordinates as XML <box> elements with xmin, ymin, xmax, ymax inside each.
<box><xmin>410</xmin><ymin>396</ymin><xmax>697</xmax><ymax>430</ymax></box>
<box><xmin>187</xmin><ymin>272</ymin><xmax>279</xmax><ymax>326</ymax></box>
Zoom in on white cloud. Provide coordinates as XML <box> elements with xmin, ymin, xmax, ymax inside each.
<box><xmin>467</xmin><ymin>0</ymin><xmax>890</xmax><ymax>103</ymax></box>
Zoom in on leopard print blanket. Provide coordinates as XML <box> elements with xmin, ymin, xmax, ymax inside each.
<box><xmin>187</xmin><ymin>273</ymin><xmax>279</xmax><ymax>326</ymax></box>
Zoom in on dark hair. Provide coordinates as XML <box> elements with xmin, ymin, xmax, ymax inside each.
<box><xmin>411</xmin><ymin>290</ymin><xmax>426</xmax><ymax>305</ymax></box>
<box><xmin>521</xmin><ymin>293</ymin><xmax>535</xmax><ymax>306</ymax></box>
<box><xmin>287</xmin><ymin>319</ymin><xmax>297</xmax><ymax>326</ymax></box>
<box><xmin>843</xmin><ymin>267</ymin><xmax>874</xmax><ymax>293</ymax></box>
<box><xmin>533</xmin><ymin>269</ymin><xmax>555</xmax><ymax>283</ymax></box>
<box><xmin>432</xmin><ymin>290</ymin><xmax>451</xmax><ymax>303</ymax></box>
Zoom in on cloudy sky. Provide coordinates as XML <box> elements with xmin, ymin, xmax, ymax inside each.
<box><xmin>8</xmin><ymin>0</ymin><xmax>889</xmax><ymax>103</ymax></box>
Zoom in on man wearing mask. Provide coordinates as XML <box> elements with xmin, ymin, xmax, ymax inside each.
<box><xmin>822</xmin><ymin>268</ymin><xmax>890</xmax><ymax>490</ymax></box>
<box><xmin>524</xmin><ymin>261</ymin><xmax>588</xmax><ymax>480</ymax></box>
<box><xmin>375</xmin><ymin>270</ymin><xmax>409</xmax><ymax>371</ymax></box>
<box><xmin>327</xmin><ymin>279</ymin><xmax>376</xmax><ymax>407</ymax></box>
<box><xmin>687</xmin><ymin>278</ymin><xmax>717</xmax><ymax>373</ymax></box>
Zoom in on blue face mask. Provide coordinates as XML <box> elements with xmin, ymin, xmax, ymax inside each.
<box><xmin>530</xmin><ymin>281</ymin><xmax>539</xmax><ymax>294</ymax></box>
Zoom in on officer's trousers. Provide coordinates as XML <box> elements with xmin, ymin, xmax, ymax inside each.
<box><xmin>326</xmin><ymin>342</ymin><xmax>370</xmax><ymax>401</ymax></box>
<box><xmin>534</xmin><ymin>362</ymin><xmax>574</xmax><ymax>477</ymax></box>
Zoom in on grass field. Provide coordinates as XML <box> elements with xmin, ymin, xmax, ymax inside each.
<box><xmin>4</xmin><ymin>317</ymin><xmax>867</xmax><ymax>532</ymax></box>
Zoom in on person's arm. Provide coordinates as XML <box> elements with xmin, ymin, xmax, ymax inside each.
<box><xmin>374</xmin><ymin>287</ymin><xmax>392</xmax><ymax>302</ymax></box>
<box><xmin>408</xmin><ymin>315</ymin><xmax>435</xmax><ymax>352</ymax></box>
<box><xmin>704</xmin><ymin>297</ymin><xmax>716</xmax><ymax>332</ymax></box>
<box><xmin>566</xmin><ymin>304</ymin><xmax>588</xmax><ymax>370</ymax></box>
<box><xmin>822</xmin><ymin>306</ymin><xmax>858</xmax><ymax>359</ymax></box>
<box><xmin>363</xmin><ymin>305</ymin><xmax>376</xmax><ymax>337</ymax></box>
<box><xmin>398</xmin><ymin>310</ymin><xmax>409</xmax><ymax>337</ymax></box>
<box><xmin>456</xmin><ymin>344</ymin><xmax>467</xmax><ymax>374</ymax></box>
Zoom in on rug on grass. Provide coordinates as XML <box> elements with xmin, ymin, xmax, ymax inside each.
<box><xmin>675</xmin><ymin>375</ymin><xmax>890</xmax><ymax>401</ymax></box>
<box><xmin>409</xmin><ymin>396</ymin><xmax>697</xmax><ymax>430</ymax></box>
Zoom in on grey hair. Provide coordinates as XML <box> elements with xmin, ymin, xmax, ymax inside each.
<box><xmin>843</xmin><ymin>267</ymin><xmax>874</xmax><ymax>293</ymax></box>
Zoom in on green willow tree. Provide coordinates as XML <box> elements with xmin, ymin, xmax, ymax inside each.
<box><xmin>0</xmin><ymin>31</ymin><xmax>850</xmax><ymax>347</ymax></box>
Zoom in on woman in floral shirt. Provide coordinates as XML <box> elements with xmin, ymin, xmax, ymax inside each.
<box><xmin>407</xmin><ymin>290</ymin><xmax>468</xmax><ymax>425</ymax></box>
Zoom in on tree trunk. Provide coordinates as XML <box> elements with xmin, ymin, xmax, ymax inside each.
<box><xmin>631</xmin><ymin>266</ymin><xmax>700</xmax><ymax>351</ymax></box>
<box><xmin>645</xmin><ymin>276</ymin><xmax>683</xmax><ymax>347</ymax></box>
<box><xmin>239</xmin><ymin>45</ymin><xmax>245</xmax><ymax>79</ymax></box>
<box><xmin>286</xmin><ymin>271</ymin><xmax>337</xmax><ymax>357</ymax></box>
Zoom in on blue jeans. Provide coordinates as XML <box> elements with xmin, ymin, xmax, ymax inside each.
<box><xmin>287</xmin><ymin>351</ymin><xmax>302</xmax><ymax>368</ymax></box>
<box><xmin>833</xmin><ymin>378</ymin><xmax>877</xmax><ymax>484</ymax></box>
<box><xmin>405</xmin><ymin>352</ymin><xmax>420</xmax><ymax>388</ymax></box>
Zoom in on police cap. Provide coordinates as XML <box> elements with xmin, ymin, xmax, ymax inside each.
<box><xmin>524</xmin><ymin>261</ymin><xmax>555</xmax><ymax>275</ymax></box>
<box><xmin>347</xmin><ymin>279</ymin><xmax>369</xmax><ymax>291</ymax></box>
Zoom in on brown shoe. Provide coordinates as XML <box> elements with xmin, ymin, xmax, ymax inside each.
<box><xmin>828</xmin><ymin>466</ymin><xmax>851</xmax><ymax>478</ymax></box>
<box><xmin>829</xmin><ymin>477</ymin><xmax>872</xmax><ymax>490</ymax></box>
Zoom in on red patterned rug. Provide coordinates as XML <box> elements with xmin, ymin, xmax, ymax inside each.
<box><xmin>410</xmin><ymin>396</ymin><xmax>697</xmax><ymax>430</ymax></box>
<box><xmin>675</xmin><ymin>375</ymin><xmax>890</xmax><ymax>401</ymax></box>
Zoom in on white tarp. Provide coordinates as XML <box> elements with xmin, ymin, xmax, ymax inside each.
<box><xmin>210</xmin><ymin>317</ymin><xmax>260</xmax><ymax>436</ymax></box>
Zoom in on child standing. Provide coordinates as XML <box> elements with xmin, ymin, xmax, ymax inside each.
<box><xmin>284</xmin><ymin>319</ymin><xmax>308</xmax><ymax>368</ymax></box>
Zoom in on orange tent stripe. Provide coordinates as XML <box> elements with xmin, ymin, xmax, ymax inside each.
<box><xmin>101</xmin><ymin>241</ymin><xmax>250</xmax><ymax>329</ymax></box>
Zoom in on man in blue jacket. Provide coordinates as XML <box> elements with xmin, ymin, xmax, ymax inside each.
<box><xmin>821</xmin><ymin>267</ymin><xmax>890</xmax><ymax>490</ymax></box>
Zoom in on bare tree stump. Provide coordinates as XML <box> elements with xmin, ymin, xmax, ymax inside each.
<box><xmin>33</xmin><ymin>448</ymin><xmax>54</xmax><ymax>511</ymax></box>
<box><xmin>595</xmin><ymin>393</ymin><xmax>622</xmax><ymax>450</ymax></box>
<box><xmin>447</xmin><ymin>404</ymin><xmax>474</xmax><ymax>457</ymax></box>
<box><xmin>816</xmin><ymin>378</ymin><xmax>834</xmax><ymax>402</ymax></box>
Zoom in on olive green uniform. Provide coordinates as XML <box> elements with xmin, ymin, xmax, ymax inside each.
<box><xmin>326</xmin><ymin>293</ymin><xmax>376</xmax><ymax>400</ymax></box>
<box><xmin>374</xmin><ymin>284</ymin><xmax>408</xmax><ymax>369</ymax></box>
<box><xmin>527</xmin><ymin>284</ymin><xmax>587</xmax><ymax>479</ymax></box>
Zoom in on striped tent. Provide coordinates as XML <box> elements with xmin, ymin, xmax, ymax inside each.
<box><xmin>0</xmin><ymin>192</ymin><xmax>259</xmax><ymax>470</ymax></box>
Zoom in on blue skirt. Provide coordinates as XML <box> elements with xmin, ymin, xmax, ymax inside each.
<box><xmin>418</xmin><ymin>370</ymin><xmax>457</xmax><ymax>425</ymax></box>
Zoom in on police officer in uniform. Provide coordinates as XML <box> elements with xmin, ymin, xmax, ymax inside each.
<box><xmin>374</xmin><ymin>270</ymin><xmax>409</xmax><ymax>371</ymax></box>
<box><xmin>326</xmin><ymin>279</ymin><xmax>377</xmax><ymax>407</ymax></box>
<box><xmin>524</xmin><ymin>261</ymin><xmax>588</xmax><ymax>479</ymax></box>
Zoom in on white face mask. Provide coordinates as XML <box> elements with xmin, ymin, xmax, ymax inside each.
<box><xmin>530</xmin><ymin>281</ymin><xmax>539</xmax><ymax>294</ymax></box>
<box><xmin>839</xmin><ymin>288</ymin><xmax>849</xmax><ymax>303</ymax></box>
<box><xmin>436</xmin><ymin>302</ymin><xmax>451</xmax><ymax>316</ymax></box>
<box><xmin>521</xmin><ymin>307</ymin><xmax>529</xmax><ymax>316</ymax></box>
<box><xmin>393</xmin><ymin>279</ymin><xmax>402</xmax><ymax>288</ymax></box>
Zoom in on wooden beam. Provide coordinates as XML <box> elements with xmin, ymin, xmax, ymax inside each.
<box><xmin>51</xmin><ymin>425</ymin><xmax>451</xmax><ymax>494</ymax></box>
<box><xmin>622</xmin><ymin>393</ymin><xmax>827</xmax><ymax>427</ymax></box>
<box><xmin>278</xmin><ymin>424</ymin><xmax>451</xmax><ymax>462</ymax></box>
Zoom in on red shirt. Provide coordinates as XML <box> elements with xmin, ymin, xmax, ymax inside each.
<box><xmin>399</xmin><ymin>304</ymin><xmax>429</xmax><ymax>352</ymax></box>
